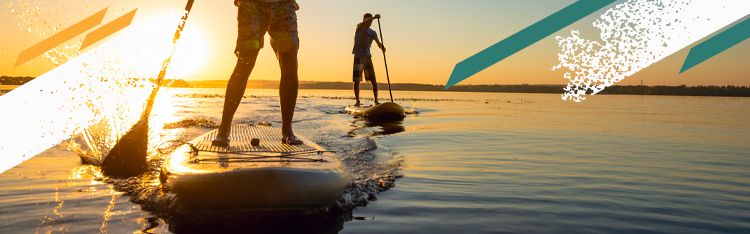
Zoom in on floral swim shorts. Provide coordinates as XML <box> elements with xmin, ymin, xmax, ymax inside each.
<box><xmin>235</xmin><ymin>0</ymin><xmax>299</xmax><ymax>54</ymax></box>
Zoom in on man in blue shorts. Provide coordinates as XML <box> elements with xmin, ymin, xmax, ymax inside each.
<box><xmin>352</xmin><ymin>13</ymin><xmax>386</xmax><ymax>106</ymax></box>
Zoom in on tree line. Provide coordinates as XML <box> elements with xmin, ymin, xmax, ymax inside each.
<box><xmin>3</xmin><ymin>76</ymin><xmax>749</xmax><ymax>97</ymax></box>
<box><xmin>0</xmin><ymin>76</ymin><xmax>190</xmax><ymax>87</ymax></box>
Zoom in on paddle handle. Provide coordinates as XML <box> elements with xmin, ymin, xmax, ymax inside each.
<box><xmin>376</xmin><ymin>18</ymin><xmax>394</xmax><ymax>103</ymax></box>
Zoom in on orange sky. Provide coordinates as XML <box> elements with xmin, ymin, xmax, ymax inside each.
<box><xmin>1</xmin><ymin>0</ymin><xmax>748</xmax><ymax>86</ymax></box>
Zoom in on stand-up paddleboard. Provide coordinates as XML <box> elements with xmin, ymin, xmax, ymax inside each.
<box><xmin>345</xmin><ymin>102</ymin><xmax>406</xmax><ymax>122</ymax></box>
<box><xmin>345</xmin><ymin>19</ymin><xmax>406</xmax><ymax>123</ymax></box>
<box><xmin>160</xmin><ymin>124</ymin><xmax>349</xmax><ymax>210</ymax></box>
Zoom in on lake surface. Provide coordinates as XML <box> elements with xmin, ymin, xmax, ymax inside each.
<box><xmin>2</xmin><ymin>88</ymin><xmax>749</xmax><ymax>233</ymax></box>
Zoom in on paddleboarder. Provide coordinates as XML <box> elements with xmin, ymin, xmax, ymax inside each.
<box><xmin>352</xmin><ymin>13</ymin><xmax>386</xmax><ymax>106</ymax></box>
<box><xmin>213</xmin><ymin>0</ymin><xmax>303</xmax><ymax>146</ymax></box>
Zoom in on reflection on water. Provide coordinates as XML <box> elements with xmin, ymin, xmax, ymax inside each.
<box><xmin>0</xmin><ymin>145</ymin><xmax>168</xmax><ymax>233</ymax></box>
<box><xmin>349</xmin><ymin>119</ymin><xmax>406</xmax><ymax>137</ymax></box>
<box><xmin>99</xmin><ymin>189</ymin><xmax>118</xmax><ymax>233</ymax></box>
<box><xmin>2</xmin><ymin>89</ymin><xmax>750</xmax><ymax>233</ymax></box>
<box><xmin>164</xmin><ymin>210</ymin><xmax>350</xmax><ymax>234</ymax></box>
<box><xmin>368</xmin><ymin>121</ymin><xmax>406</xmax><ymax>136</ymax></box>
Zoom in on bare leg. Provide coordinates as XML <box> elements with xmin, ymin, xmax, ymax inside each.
<box><xmin>213</xmin><ymin>50</ymin><xmax>260</xmax><ymax>146</ymax></box>
<box><xmin>371</xmin><ymin>80</ymin><xmax>380</xmax><ymax>104</ymax></box>
<box><xmin>353</xmin><ymin>81</ymin><xmax>361</xmax><ymax>106</ymax></box>
<box><xmin>276</xmin><ymin>48</ymin><xmax>302</xmax><ymax>145</ymax></box>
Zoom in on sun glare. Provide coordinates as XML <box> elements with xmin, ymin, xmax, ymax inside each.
<box><xmin>0</xmin><ymin>10</ymin><xmax>190</xmax><ymax>173</ymax></box>
<box><xmin>168</xmin><ymin>23</ymin><xmax>209</xmax><ymax>79</ymax></box>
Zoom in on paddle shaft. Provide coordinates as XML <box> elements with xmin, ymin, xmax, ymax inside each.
<box><xmin>376</xmin><ymin>18</ymin><xmax>394</xmax><ymax>102</ymax></box>
<box><xmin>103</xmin><ymin>0</ymin><xmax>195</xmax><ymax>176</ymax></box>
<box><xmin>143</xmin><ymin>0</ymin><xmax>195</xmax><ymax>118</ymax></box>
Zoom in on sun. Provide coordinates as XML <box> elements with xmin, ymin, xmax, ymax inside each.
<box><xmin>168</xmin><ymin>22</ymin><xmax>209</xmax><ymax>79</ymax></box>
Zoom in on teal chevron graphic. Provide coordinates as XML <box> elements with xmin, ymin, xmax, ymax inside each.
<box><xmin>445</xmin><ymin>0</ymin><xmax>615</xmax><ymax>88</ymax></box>
<box><xmin>680</xmin><ymin>16</ymin><xmax>750</xmax><ymax>73</ymax></box>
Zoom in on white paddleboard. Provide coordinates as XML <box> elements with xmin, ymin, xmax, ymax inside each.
<box><xmin>160</xmin><ymin>124</ymin><xmax>349</xmax><ymax>210</ymax></box>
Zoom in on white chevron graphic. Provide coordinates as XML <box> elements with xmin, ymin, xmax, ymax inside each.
<box><xmin>0</xmin><ymin>12</ymin><xmax>186</xmax><ymax>174</ymax></box>
<box><xmin>553</xmin><ymin>0</ymin><xmax>750</xmax><ymax>102</ymax></box>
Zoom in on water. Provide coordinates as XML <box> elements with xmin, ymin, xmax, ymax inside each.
<box><xmin>2</xmin><ymin>89</ymin><xmax>749</xmax><ymax>233</ymax></box>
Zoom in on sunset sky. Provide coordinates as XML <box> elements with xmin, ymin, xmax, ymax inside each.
<box><xmin>1</xmin><ymin>0</ymin><xmax>748</xmax><ymax>86</ymax></box>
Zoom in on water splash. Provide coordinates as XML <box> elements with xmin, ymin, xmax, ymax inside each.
<box><xmin>0</xmin><ymin>11</ymin><xmax>187</xmax><ymax>173</ymax></box>
<box><xmin>4</xmin><ymin>0</ymin><xmax>86</xmax><ymax>66</ymax></box>
<box><xmin>62</xmin><ymin>109</ymin><xmax>404</xmax><ymax>230</ymax></box>
<box><xmin>162</xmin><ymin>118</ymin><xmax>218</xmax><ymax>129</ymax></box>
<box><xmin>335</xmin><ymin>138</ymin><xmax>404</xmax><ymax>208</ymax></box>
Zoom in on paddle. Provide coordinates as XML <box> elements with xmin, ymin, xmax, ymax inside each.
<box><xmin>376</xmin><ymin>17</ymin><xmax>394</xmax><ymax>102</ymax></box>
<box><xmin>101</xmin><ymin>0</ymin><xmax>195</xmax><ymax>177</ymax></box>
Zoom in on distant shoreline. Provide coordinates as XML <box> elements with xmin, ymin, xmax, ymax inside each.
<box><xmin>2</xmin><ymin>76</ymin><xmax>750</xmax><ymax>97</ymax></box>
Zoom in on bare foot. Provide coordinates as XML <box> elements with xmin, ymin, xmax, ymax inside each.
<box><xmin>282</xmin><ymin>135</ymin><xmax>303</xmax><ymax>145</ymax></box>
<box><xmin>354</xmin><ymin>102</ymin><xmax>361</xmax><ymax>107</ymax></box>
<box><xmin>211</xmin><ymin>127</ymin><xmax>230</xmax><ymax>147</ymax></box>
<box><xmin>212</xmin><ymin>134</ymin><xmax>229</xmax><ymax>147</ymax></box>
